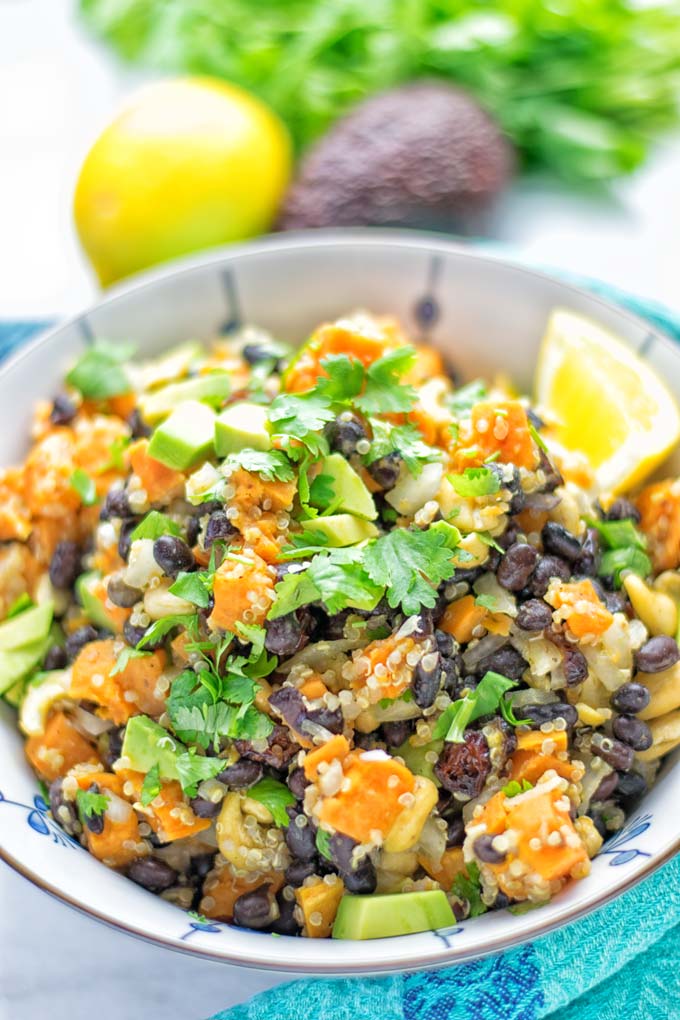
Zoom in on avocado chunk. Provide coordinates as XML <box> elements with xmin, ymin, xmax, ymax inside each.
<box><xmin>140</xmin><ymin>373</ymin><xmax>231</xmax><ymax>423</ymax></box>
<box><xmin>302</xmin><ymin>514</ymin><xmax>379</xmax><ymax>547</ymax></box>
<box><xmin>333</xmin><ymin>889</ymin><xmax>456</xmax><ymax>940</ymax></box>
<box><xmin>214</xmin><ymin>402</ymin><xmax>272</xmax><ymax>456</ymax></box>
<box><xmin>141</xmin><ymin>341</ymin><xmax>203</xmax><ymax>388</ymax></box>
<box><xmin>313</xmin><ymin>454</ymin><xmax>377</xmax><ymax>520</ymax></box>
<box><xmin>121</xmin><ymin>714</ymin><xmax>185</xmax><ymax>780</ymax></box>
<box><xmin>0</xmin><ymin>640</ymin><xmax>51</xmax><ymax>698</ymax></box>
<box><xmin>147</xmin><ymin>399</ymin><xmax>216</xmax><ymax>471</ymax></box>
<box><xmin>0</xmin><ymin>601</ymin><xmax>53</xmax><ymax>653</ymax></box>
<box><xmin>76</xmin><ymin>572</ymin><xmax>118</xmax><ymax>632</ymax></box>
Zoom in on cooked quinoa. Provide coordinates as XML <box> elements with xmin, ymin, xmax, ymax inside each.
<box><xmin>3</xmin><ymin>312</ymin><xmax>679</xmax><ymax>938</ymax></box>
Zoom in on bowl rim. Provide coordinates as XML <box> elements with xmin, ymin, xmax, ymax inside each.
<box><xmin>1</xmin><ymin>227</ymin><xmax>678</xmax><ymax>973</ymax></box>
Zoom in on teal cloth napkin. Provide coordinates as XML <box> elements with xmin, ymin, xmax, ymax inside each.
<box><xmin>2</xmin><ymin>274</ymin><xmax>679</xmax><ymax>1020</ymax></box>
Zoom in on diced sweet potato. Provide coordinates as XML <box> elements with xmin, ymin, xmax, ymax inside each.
<box><xmin>418</xmin><ymin>846</ymin><xmax>467</xmax><ymax>890</ymax></box>
<box><xmin>303</xmin><ymin>734</ymin><xmax>350</xmax><ymax>782</ymax></box>
<box><xmin>200</xmin><ymin>861</ymin><xmax>284</xmax><ymax>921</ymax></box>
<box><xmin>0</xmin><ymin>468</ymin><xmax>31</xmax><ymax>541</ymax></box>
<box><xmin>318</xmin><ymin>753</ymin><xmax>415</xmax><ymax>844</ymax></box>
<box><xmin>295</xmin><ymin>876</ymin><xmax>345</xmax><ymax>937</ymax></box>
<box><xmin>438</xmin><ymin>594</ymin><xmax>487</xmax><ymax>644</ymax></box>
<box><xmin>209</xmin><ymin>552</ymin><xmax>275</xmax><ymax>633</ymax></box>
<box><xmin>116</xmin><ymin>648</ymin><xmax>167</xmax><ymax>717</ymax></box>
<box><xmin>121</xmin><ymin>770</ymin><xmax>211</xmax><ymax>842</ymax></box>
<box><xmin>75</xmin><ymin>770</ymin><xmax>144</xmax><ymax>868</ymax></box>
<box><xmin>25</xmin><ymin>710</ymin><xmax>99</xmax><ymax>781</ymax></box>
<box><xmin>350</xmin><ymin>633</ymin><xmax>420</xmax><ymax>702</ymax></box>
<box><xmin>516</xmin><ymin>730</ymin><xmax>568</xmax><ymax>754</ymax></box>
<box><xmin>230</xmin><ymin>468</ymin><xmax>296</xmax><ymax>515</ymax></box>
<box><xmin>70</xmin><ymin>639</ymin><xmax>135</xmax><ymax>725</ymax></box>
<box><xmin>283</xmin><ymin>318</ymin><xmax>398</xmax><ymax>394</ymax></box>
<box><xmin>509</xmin><ymin>750</ymin><xmax>578</xmax><ymax>786</ymax></box>
<box><xmin>548</xmin><ymin>579</ymin><xmax>613</xmax><ymax>639</ymax></box>
<box><xmin>299</xmin><ymin>675</ymin><xmax>328</xmax><ymax>701</ymax></box>
<box><xmin>23</xmin><ymin>431</ymin><xmax>80</xmax><ymax>518</ymax></box>
<box><xmin>128</xmin><ymin>439</ymin><xmax>184</xmax><ymax>503</ymax></box>
<box><xmin>451</xmin><ymin>400</ymin><xmax>538</xmax><ymax>471</ymax></box>
<box><xmin>636</xmin><ymin>478</ymin><xmax>680</xmax><ymax>572</ymax></box>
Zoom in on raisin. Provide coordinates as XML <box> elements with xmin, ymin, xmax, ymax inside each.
<box><xmin>434</xmin><ymin>731</ymin><xmax>490</xmax><ymax>799</ymax></box>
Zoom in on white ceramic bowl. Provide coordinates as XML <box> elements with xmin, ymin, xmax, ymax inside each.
<box><xmin>1</xmin><ymin>230</ymin><xmax>678</xmax><ymax>973</ymax></box>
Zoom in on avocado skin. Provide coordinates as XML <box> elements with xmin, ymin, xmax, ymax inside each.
<box><xmin>278</xmin><ymin>81</ymin><xmax>513</xmax><ymax>231</ymax></box>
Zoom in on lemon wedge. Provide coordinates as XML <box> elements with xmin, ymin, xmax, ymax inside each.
<box><xmin>536</xmin><ymin>308</ymin><xmax>680</xmax><ymax>495</ymax></box>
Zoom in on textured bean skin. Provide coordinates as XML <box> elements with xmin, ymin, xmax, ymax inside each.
<box><xmin>285</xmin><ymin>811</ymin><xmax>317</xmax><ymax>861</ymax></box>
<box><xmin>66</xmin><ymin>625</ymin><xmax>99</xmax><ymax>661</ymax></box>
<box><xmin>574</xmin><ymin>528</ymin><xmax>600</xmax><ymax>577</ymax></box>
<box><xmin>305</xmin><ymin>706</ymin><xmax>344</xmax><ymax>734</ymax></box>
<box><xmin>107</xmin><ymin>575</ymin><xmax>142</xmax><ymax>608</ymax></box>
<box><xmin>611</xmin><ymin>682</ymin><xmax>650</xmax><ymax>715</ymax></box>
<box><xmin>234</xmin><ymin>724</ymin><xmax>300</xmax><ymax>769</ymax></box>
<box><xmin>327</xmin><ymin>833</ymin><xmax>376</xmax><ymax>893</ymax></box>
<box><xmin>605</xmin><ymin>498</ymin><xmax>641</xmax><ymax>524</ymax></box>
<box><xmin>190</xmin><ymin>796</ymin><xmax>220</xmax><ymax>818</ymax></box>
<box><xmin>412</xmin><ymin>653</ymin><xmax>442</xmax><ymax>708</ymax></box>
<box><xmin>128</xmin><ymin>857</ymin><xmax>178</xmax><ymax>891</ymax></box>
<box><xmin>530</xmin><ymin>555</ymin><xmax>570</xmax><ymax>597</ymax></box>
<box><xmin>473</xmin><ymin>834</ymin><xmax>506</xmax><ymax>864</ymax></box>
<box><xmin>48</xmin><ymin>778</ymin><xmax>78</xmax><ymax>835</ymax></box>
<box><xmin>50</xmin><ymin>393</ymin><xmax>77</xmax><ymax>425</ymax></box>
<box><xmin>233</xmin><ymin>885</ymin><xmax>274</xmax><ymax>930</ymax></box>
<box><xmin>118</xmin><ymin>519</ymin><xmax>137</xmax><ymax>561</ymax></box>
<box><xmin>612</xmin><ymin>715</ymin><xmax>653</xmax><ymax>751</ymax></box>
<box><xmin>102</xmin><ymin>488</ymin><xmax>132</xmax><ymax>520</ymax></box>
<box><xmin>367</xmin><ymin>451</ymin><xmax>402</xmax><ymax>489</ymax></box>
<box><xmin>265</xmin><ymin>610</ymin><xmax>312</xmax><ymax>657</ymax></box>
<box><xmin>285</xmin><ymin>859</ymin><xmax>318</xmax><ymax>886</ymax></box>
<box><xmin>43</xmin><ymin>644</ymin><xmax>67</xmax><ymax>671</ymax></box>
<box><xmin>325</xmin><ymin>414</ymin><xmax>368</xmax><ymax>458</ymax></box>
<box><xmin>128</xmin><ymin>408</ymin><xmax>152</xmax><ymax>439</ymax></box>
<box><xmin>616</xmin><ymin>770</ymin><xmax>647</xmax><ymax>801</ymax></box>
<box><xmin>381</xmin><ymin>720</ymin><xmax>413</xmax><ymax>747</ymax></box>
<box><xmin>205</xmin><ymin>510</ymin><xmax>238</xmax><ymax>547</ymax></box>
<box><xmin>217</xmin><ymin>760</ymin><xmax>263</xmax><ymax>789</ymax></box>
<box><xmin>541</xmin><ymin>522</ymin><xmax>582</xmax><ymax>563</ymax></box>
<box><xmin>516</xmin><ymin>599</ymin><xmax>553</xmax><ymax>631</ymax></box>
<box><xmin>592</xmin><ymin>771</ymin><xmax>619</xmax><ymax>802</ymax></box>
<box><xmin>563</xmin><ymin>646</ymin><xmax>589</xmax><ymax>687</ymax></box>
<box><xmin>519</xmin><ymin>702</ymin><xmax>579</xmax><ymax>729</ymax></box>
<box><xmin>153</xmin><ymin>535</ymin><xmax>194</xmax><ymax>577</ymax></box>
<box><xmin>635</xmin><ymin>636</ymin><xmax>680</xmax><ymax>674</ymax></box>
<box><xmin>591</xmin><ymin>735</ymin><xmax>635</xmax><ymax>771</ymax></box>
<box><xmin>49</xmin><ymin>541</ymin><xmax>81</xmax><ymax>589</ymax></box>
<box><xmin>497</xmin><ymin>543</ymin><xmax>539</xmax><ymax>591</ymax></box>
<box><xmin>100</xmin><ymin>726</ymin><xmax>124</xmax><ymax>771</ymax></box>
<box><xmin>123</xmin><ymin>618</ymin><xmax>164</xmax><ymax>651</ymax></box>
<box><xmin>445</xmin><ymin>815</ymin><xmax>466</xmax><ymax>848</ymax></box>
<box><xmin>287</xmin><ymin>767</ymin><xmax>309</xmax><ymax>801</ymax></box>
<box><xmin>478</xmin><ymin>644</ymin><xmax>527</xmax><ymax>681</ymax></box>
<box><xmin>271</xmin><ymin>895</ymin><xmax>301</xmax><ymax>935</ymax></box>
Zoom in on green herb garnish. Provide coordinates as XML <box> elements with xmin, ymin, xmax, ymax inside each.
<box><xmin>76</xmin><ymin>788</ymin><xmax>109</xmax><ymax>820</ymax></box>
<box><xmin>433</xmin><ymin>671</ymin><xmax>517</xmax><ymax>743</ymax></box>
<box><xmin>140</xmin><ymin>763</ymin><xmax>162</xmax><ymax>805</ymax></box>
<box><xmin>131</xmin><ymin>510</ymin><xmax>181</xmax><ymax>542</ymax></box>
<box><xmin>70</xmin><ymin>468</ymin><xmax>98</xmax><ymax>506</ymax></box>
<box><xmin>448</xmin><ymin>466</ymin><xmax>500</xmax><ymax>498</ymax></box>
<box><xmin>66</xmin><ymin>340</ymin><xmax>133</xmax><ymax>399</ymax></box>
<box><xmin>247</xmin><ymin>777</ymin><xmax>296</xmax><ymax>827</ymax></box>
<box><xmin>451</xmin><ymin>860</ymin><xmax>487</xmax><ymax>918</ymax></box>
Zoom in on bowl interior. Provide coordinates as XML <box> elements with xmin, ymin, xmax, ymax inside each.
<box><xmin>1</xmin><ymin>230</ymin><xmax>678</xmax><ymax>973</ymax></box>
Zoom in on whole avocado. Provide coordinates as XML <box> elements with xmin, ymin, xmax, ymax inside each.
<box><xmin>278</xmin><ymin>81</ymin><xmax>513</xmax><ymax>231</ymax></box>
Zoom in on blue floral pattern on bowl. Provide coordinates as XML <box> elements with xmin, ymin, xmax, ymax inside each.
<box><xmin>0</xmin><ymin>789</ymin><xmax>80</xmax><ymax>849</ymax></box>
<box><xmin>600</xmin><ymin>813</ymin><xmax>652</xmax><ymax>866</ymax></box>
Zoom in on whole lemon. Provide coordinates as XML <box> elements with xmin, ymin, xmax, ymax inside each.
<box><xmin>74</xmin><ymin>77</ymin><xmax>291</xmax><ymax>285</ymax></box>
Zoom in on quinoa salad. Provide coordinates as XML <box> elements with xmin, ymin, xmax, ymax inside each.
<box><xmin>4</xmin><ymin>311</ymin><xmax>680</xmax><ymax>940</ymax></box>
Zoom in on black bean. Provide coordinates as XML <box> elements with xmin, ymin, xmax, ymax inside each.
<box><xmin>268</xmin><ymin>687</ymin><xmax>306</xmax><ymax>731</ymax></box>
<box><xmin>591</xmin><ymin>735</ymin><xmax>635</xmax><ymax>771</ymax></box>
<box><xmin>541</xmin><ymin>522</ymin><xmax>582</xmax><ymax>563</ymax></box>
<box><xmin>324</xmin><ymin>414</ymin><xmax>368</xmax><ymax>458</ymax></box>
<box><xmin>530</xmin><ymin>555</ymin><xmax>571</xmax><ymax>597</ymax></box>
<box><xmin>100</xmin><ymin>725</ymin><xmax>124</xmax><ymax>770</ymax></box>
<box><xmin>50</xmin><ymin>393</ymin><xmax>77</xmax><ymax>426</ymax></box>
<box><xmin>287</xmin><ymin>767</ymin><xmax>309</xmax><ymax>801</ymax></box>
<box><xmin>66</xmin><ymin>625</ymin><xmax>99</xmax><ymax>661</ymax></box>
<box><xmin>520</xmin><ymin>701</ymin><xmax>579</xmax><ymax>729</ymax></box>
<box><xmin>497</xmin><ymin>543</ymin><xmax>539</xmax><ymax>592</ymax></box>
<box><xmin>612</xmin><ymin>715</ymin><xmax>653</xmax><ymax>751</ymax></box>
<box><xmin>516</xmin><ymin>599</ymin><xmax>553</xmax><ymax>631</ymax></box>
<box><xmin>153</xmin><ymin>535</ymin><xmax>194</xmax><ymax>577</ymax></box>
<box><xmin>473</xmin><ymin>834</ymin><xmax>506</xmax><ymax>864</ymax></box>
<box><xmin>190</xmin><ymin>796</ymin><xmax>220</xmax><ymax>818</ymax></box>
<box><xmin>49</xmin><ymin>541</ymin><xmax>81</xmax><ymax>590</ymax></box>
<box><xmin>367</xmin><ymin>451</ymin><xmax>402</xmax><ymax>490</ymax></box>
<box><xmin>122</xmin><ymin>618</ymin><xmax>165</xmax><ymax>651</ymax></box>
<box><xmin>611</xmin><ymin>682</ymin><xmax>650</xmax><ymax>715</ymax></box>
<box><xmin>341</xmin><ymin>854</ymin><xmax>377</xmax><ymax>894</ymax></box>
<box><xmin>127</xmin><ymin>408</ymin><xmax>152</xmax><ymax>439</ymax></box>
<box><xmin>285</xmin><ymin>859</ymin><xmax>318</xmax><ymax>886</ymax></box>
<box><xmin>635</xmin><ymin>636</ymin><xmax>680</xmax><ymax>674</ymax></box>
<box><xmin>191</xmin><ymin>853</ymin><xmax>215</xmax><ymax>880</ymax></box>
<box><xmin>435</xmin><ymin>629</ymin><xmax>456</xmax><ymax>658</ymax></box>
<box><xmin>434</xmin><ymin>731</ymin><xmax>490</xmax><ymax>798</ymax></box>
<box><xmin>537</xmin><ymin>449</ymin><xmax>563</xmax><ymax>492</ymax></box>
<box><xmin>185</xmin><ymin>515</ymin><xmax>201</xmax><ymax>548</ymax></box>
<box><xmin>412</xmin><ymin>651</ymin><xmax>442</xmax><ymax>708</ymax></box>
<box><xmin>478</xmin><ymin>644</ymin><xmax>527</xmax><ymax>681</ymax></box>
<box><xmin>604</xmin><ymin>591</ymin><xmax>630</xmax><ymax>615</ymax></box>
<box><xmin>592</xmin><ymin>770</ymin><xmax>619</xmax><ymax>802</ymax></box>
<box><xmin>205</xmin><ymin>510</ymin><xmax>238</xmax><ymax>547</ymax></box>
<box><xmin>118</xmin><ymin>519</ymin><xmax>137</xmax><ymax>560</ymax></box>
<box><xmin>497</xmin><ymin>522</ymin><xmax>520</xmax><ymax>552</ymax></box>
<box><xmin>306</xmin><ymin>706</ymin><xmax>344</xmax><ymax>734</ymax></box>
<box><xmin>381</xmin><ymin>720</ymin><xmax>413</xmax><ymax>748</ymax></box>
<box><xmin>233</xmin><ymin>885</ymin><xmax>275</xmax><ymax>930</ymax></box>
<box><xmin>285</xmin><ymin>811</ymin><xmax>317</xmax><ymax>861</ymax></box>
<box><xmin>217</xmin><ymin>759</ymin><xmax>263</xmax><ymax>789</ymax></box>
<box><xmin>271</xmin><ymin>894</ymin><xmax>300</xmax><ymax>936</ymax></box>
<box><xmin>43</xmin><ymin>644</ymin><xmax>67</xmax><ymax>671</ymax></box>
<box><xmin>234</xmin><ymin>724</ymin><xmax>300</xmax><ymax>770</ymax></box>
<box><xmin>492</xmin><ymin>891</ymin><xmax>512</xmax><ymax>911</ymax></box>
<box><xmin>48</xmin><ymin>779</ymin><xmax>78</xmax><ymax>835</ymax></box>
<box><xmin>242</xmin><ymin>342</ymin><xmax>281</xmax><ymax>366</ymax></box>
<box><xmin>574</xmin><ymin>528</ymin><xmax>600</xmax><ymax>577</ymax></box>
<box><xmin>128</xmin><ymin>857</ymin><xmax>178</xmax><ymax>891</ymax></box>
<box><xmin>589</xmin><ymin>812</ymin><xmax>608</xmax><ymax>840</ymax></box>
<box><xmin>107</xmin><ymin>574</ymin><xmax>142</xmax><ymax>608</ymax></box>
<box><xmin>605</xmin><ymin>498</ymin><xmax>641</xmax><ymax>524</ymax></box>
<box><xmin>265</xmin><ymin>610</ymin><xmax>312</xmax><ymax>658</ymax></box>
<box><xmin>615</xmin><ymin>770</ymin><xmax>647</xmax><ymax>801</ymax></box>
<box><xmin>79</xmin><ymin>783</ymin><xmax>105</xmax><ymax>834</ymax></box>
<box><xmin>327</xmin><ymin>832</ymin><xmax>358</xmax><ymax>874</ymax></box>
<box><xmin>412</xmin><ymin>610</ymin><xmax>434</xmax><ymax>639</ymax></box>
<box><xmin>563</xmin><ymin>646</ymin><xmax>589</xmax><ymax>687</ymax></box>
<box><xmin>445</xmin><ymin>815</ymin><xmax>465</xmax><ymax>848</ymax></box>
<box><xmin>102</xmin><ymin>488</ymin><xmax>132</xmax><ymax>520</ymax></box>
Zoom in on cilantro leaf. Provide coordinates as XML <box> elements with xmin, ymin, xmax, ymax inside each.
<box><xmin>247</xmin><ymin>776</ymin><xmax>295</xmax><ymax>827</ymax></box>
<box><xmin>315</xmin><ymin>354</ymin><xmax>365</xmax><ymax>403</ymax></box>
<box><xmin>448</xmin><ymin>467</ymin><xmax>501</xmax><ymax>498</ymax></box>
<box><xmin>269</xmin><ymin>549</ymin><xmax>382</xmax><ymax>619</ymax></box>
<box><xmin>169</xmin><ymin>571</ymin><xmax>213</xmax><ymax>609</ymax></box>
<box><xmin>451</xmin><ymin>861</ymin><xmax>487</xmax><ymax>918</ymax></box>
<box><xmin>140</xmin><ymin>763</ymin><xmax>162</xmax><ymax>806</ymax></box>
<box><xmin>97</xmin><ymin>434</ymin><xmax>130</xmax><ymax>473</ymax></box>
<box><xmin>175</xmin><ymin>750</ymin><xmax>227</xmax><ymax>798</ymax></box>
<box><xmin>528</xmin><ymin>421</ymin><xmax>548</xmax><ymax>453</ymax></box>
<box><xmin>137</xmin><ymin>613</ymin><xmax>199</xmax><ymax>649</ymax></box>
<box><xmin>76</xmin><ymin>788</ymin><xmax>109</xmax><ymax>820</ymax></box>
<box><xmin>499</xmin><ymin>694</ymin><xmax>531</xmax><ymax>727</ymax></box>
<box><xmin>363</xmin><ymin>526</ymin><xmax>460</xmax><ymax>616</ymax></box>
<box><xmin>365</xmin><ymin>419</ymin><xmax>441</xmax><ymax>478</ymax></box>
<box><xmin>268</xmin><ymin>393</ymin><xmax>335</xmax><ymax>445</ymax></box>
<box><xmin>70</xmin><ymin>468</ymin><xmax>98</xmax><ymax>506</ymax></box>
<box><xmin>474</xmin><ymin>594</ymin><xmax>498</xmax><ymax>612</ymax></box>
<box><xmin>502</xmin><ymin>778</ymin><xmax>534</xmax><ymax>798</ymax></box>
<box><xmin>66</xmin><ymin>340</ymin><xmax>134</xmax><ymax>399</ymax></box>
<box><xmin>448</xmin><ymin>380</ymin><xmax>488</xmax><ymax>415</ymax></box>
<box><xmin>433</xmin><ymin>671</ymin><xmax>518</xmax><ymax>743</ymax></box>
<box><xmin>268</xmin><ymin>569</ymin><xmax>321</xmax><ymax>619</ymax></box>
<box><xmin>355</xmin><ymin>347</ymin><xmax>417</xmax><ymax>414</ymax></box>
<box><xmin>599</xmin><ymin>546</ymin><xmax>652</xmax><ymax>588</ymax></box>
<box><xmin>315</xmin><ymin>828</ymin><xmax>332</xmax><ymax>860</ymax></box>
<box><xmin>224</xmin><ymin>448</ymin><xmax>295</xmax><ymax>482</ymax></box>
<box><xmin>131</xmin><ymin>510</ymin><xmax>181</xmax><ymax>541</ymax></box>
<box><xmin>308</xmin><ymin>471</ymin><xmax>336</xmax><ymax>510</ymax></box>
<box><xmin>111</xmin><ymin>646</ymin><xmax>151</xmax><ymax>676</ymax></box>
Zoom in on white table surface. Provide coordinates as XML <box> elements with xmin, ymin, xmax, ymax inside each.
<box><xmin>1</xmin><ymin>2</ymin><xmax>680</xmax><ymax>1018</ymax></box>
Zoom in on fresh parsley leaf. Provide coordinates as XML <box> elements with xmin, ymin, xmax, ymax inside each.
<box><xmin>268</xmin><ymin>393</ymin><xmax>335</xmax><ymax>447</ymax></box>
<box><xmin>451</xmin><ymin>860</ymin><xmax>487</xmax><ymax>918</ymax></box>
<box><xmin>140</xmin><ymin>763</ymin><xmax>162</xmax><ymax>805</ymax></box>
<box><xmin>66</xmin><ymin>340</ymin><xmax>134</xmax><ymax>399</ymax></box>
<box><xmin>315</xmin><ymin>828</ymin><xmax>332</xmax><ymax>860</ymax></box>
<box><xmin>169</xmin><ymin>571</ymin><xmax>213</xmax><ymax>609</ymax></box>
<box><xmin>477</xmin><ymin>531</ymin><xmax>504</xmax><ymax>553</ymax></box>
<box><xmin>267</xmin><ymin>568</ymin><xmax>321</xmax><ymax>619</ymax></box>
<box><xmin>308</xmin><ymin>471</ymin><xmax>336</xmax><ymax>511</ymax></box>
<box><xmin>175</xmin><ymin>750</ymin><xmax>227</xmax><ymax>798</ymax></box>
<box><xmin>269</xmin><ymin>549</ymin><xmax>382</xmax><ymax>619</ymax></box>
<box><xmin>599</xmin><ymin>546</ymin><xmax>652</xmax><ymax>588</ymax></box>
<box><xmin>433</xmin><ymin>671</ymin><xmax>518</xmax><ymax>743</ymax></box>
<box><xmin>502</xmin><ymin>778</ymin><xmax>534</xmax><ymax>798</ymax></box>
<box><xmin>70</xmin><ymin>468</ymin><xmax>98</xmax><ymax>506</ymax></box>
<box><xmin>131</xmin><ymin>510</ymin><xmax>181</xmax><ymax>541</ymax></box>
<box><xmin>137</xmin><ymin>613</ymin><xmax>199</xmax><ymax>649</ymax></box>
<box><xmin>76</xmin><ymin>788</ymin><xmax>109</xmax><ymax>819</ymax></box>
<box><xmin>315</xmin><ymin>354</ymin><xmax>365</xmax><ymax>403</ymax></box>
<box><xmin>355</xmin><ymin>347</ymin><xmax>417</xmax><ymax>414</ymax></box>
<box><xmin>247</xmin><ymin>776</ymin><xmax>296</xmax><ymax>827</ymax></box>
<box><xmin>474</xmin><ymin>593</ymin><xmax>498</xmax><ymax>612</ymax></box>
<box><xmin>7</xmin><ymin>593</ymin><xmax>34</xmax><ymax>618</ymax></box>
<box><xmin>448</xmin><ymin>380</ymin><xmax>487</xmax><ymax>415</ymax></box>
<box><xmin>365</xmin><ymin>419</ymin><xmax>441</xmax><ymax>478</ymax></box>
<box><xmin>499</xmin><ymin>694</ymin><xmax>531</xmax><ymax>728</ymax></box>
<box><xmin>224</xmin><ymin>448</ymin><xmax>295</xmax><ymax>482</ymax></box>
<box><xmin>111</xmin><ymin>646</ymin><xmax>151</xmax><ymax>676</ymax></box>
<box><xmin>363</xmin><ymin>526</ymin><xmax>460</xmax><ymax>616</ymax></box>
<box><xmin>448</xmin><ymin>467</ymin><xmax>501</xmax><ymax>498</ymax></box>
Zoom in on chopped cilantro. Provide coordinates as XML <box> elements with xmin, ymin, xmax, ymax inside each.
<box><xmin>477</xmin><ymin>531</ymin><xmax>504</xmax><ymax>553</ymax></box>
<box><xmin>355</xmin><ymin>347</ymin><xmax>417</xmax><ymax>414</ymax></box>
<box><xmin>308</xmin><ymin>471</ymin><xmax>337</xmax><ymax>511</ymax></box>
<box><xmin>97</xmin><ymin>435</ymin><xmax>130</xmax><ymax>473</ymax></box>
<box><xmin>131</xmin><ymin>510</ymin><xmax>181</xmax><ymax>541</ymax></box>
<box><xmin>590</xmin><ymin>517</ymin><xmax>646</xmax><ymax>551</ymax></box>
<box><xmin>315</xmin><ymin>354</ymin><xmax>365</xmax><ymax>403</ymax></box>
<box><xmin>448</xmin><ymin>380</ymin><xmax>487</xmax><ymax>415</ymax></box>
<box><xmin>169</xmin><ymin>570</ymin><xmax>213</xmax><ymax>609</ymax></box>
<box><xmin>76</xmin><ymin>788</ymin><xmax>109</xmax><ymax>820</ymax></box>
<box><xmin>433</xmin><ymin>671</ymin><xmax>517</xmax><ymax>743</ymax></box>
<box><xmin>7</xmin><ymin>593</ymin><xmax>34</xmax><ymax>618</ymax></box>
<box><xmin>502</xmin><ymin>778</ymin><xmax>534</xmax><ymax>798</ymax></box>
<box><xmin>451</xmin><ymin>860</ymin><xmax>487</xmax><ymax>918</ymax></box>
<box><xmin>499</xmin><ymin>694</ymin><xmax>531</xmax><ymax>727</ymax></box>
<box><xmin>474</xmin><ymin>593</ymin><xmax>498</xmax><ymax>612</ymax></box>
<box><xmin>268</xmin><ymin>393</ymin><xmax>335</xmax><ymax>455</ymax></box>
<box><xmin>247</xmin><ymin>776</ymin><xmax>296</xmax><ymax>827</ymax></box>
<box><xmin>224</xmin><ymin>448</ymin><xmax>295</xmax><ymax>482</ymax></box>
<box><xmin>111</xmin><ymin>646</ymin><xmax>151</xmax><ymax>676</ymax></box>
<box><xmin>365</xmin><ymin>419</ymin><xmax>441</xmax><ymax>478</ymax></box>
<box><xmin>140</xmin><ymin>763</ymin><xmax>162</xmax><ymax>805</ymax></box>
<box><xmin>315</xmin><ymin>828</ymin><xmax>332</xmax><ymax>860</ymax></box>
<box><xmin>175</xmin><ymin>750</ymin><xmax>227</xmax><ymax>798</ymax></box>
<box><xmin>599</xmin><ymin>546</ymin><xmax>652</xmax><ymax>587</ymax></box>
<box><xmin>66</xmin><ymin>340</ymin><xmax>134</xmax><ymax>400</ymax></box>
<box><xmin>363</xmin><ymin>526</ymin><xmax>460</xmax><ymax>616</ymax></box>
<box><xmin>269</xmin><ymin>549</ymin><xmax>382</xmax><ymax>619</ymax></box>
<box><xmin>448</xmin><ymin>467</ymin><xmax>501</xmax><ymax>498</ymax></box>
<box><xmin>70</xmin><ymin>468</ymin><xmax>98</xmax><ymax>506</ymax></box>
<box><xmin>136</xmin><ymin>613</ymin><xmax>199</xmax><ymax>649</ymax></box>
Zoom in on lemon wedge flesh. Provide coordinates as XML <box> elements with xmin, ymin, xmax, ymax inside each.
<box><xmin>536</xmin><ymin>308</ymin><xmax>680</xmax><ymax>495</ymax></box>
